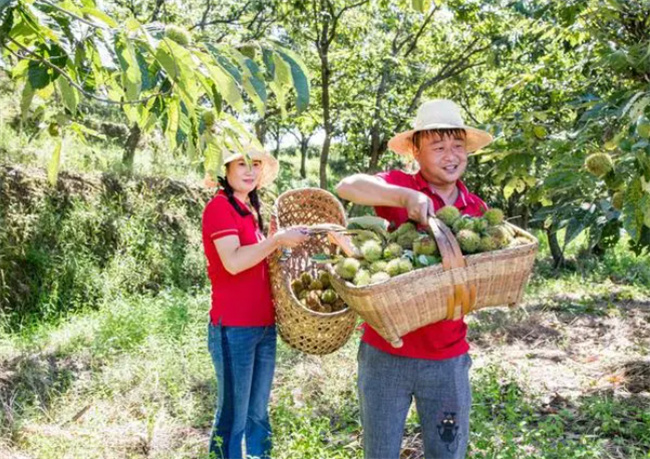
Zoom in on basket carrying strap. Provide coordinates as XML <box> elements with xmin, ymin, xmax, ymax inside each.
<box><xmin>428</xmin><ymin>217</ymin><xmax>477</xmax><ymax>320</ymax></box>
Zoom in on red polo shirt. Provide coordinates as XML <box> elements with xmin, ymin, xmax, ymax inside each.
<box><xmin>202</xmin><ymin>191</ymin><xmax>274</xmax><ymax>327</ymax></box>
<box><xmin>361</xmin><ymin>170</ymin><xmax>488</xmax><ymax>360</ymax></box>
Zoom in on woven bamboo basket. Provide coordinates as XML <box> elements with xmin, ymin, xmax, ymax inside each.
<box><xmin>328</xmin><ymin>217</ymin><xmax>538</xmax><ymax>348</ymax></box>
<box><xmin>268</xmin><ymin>188</ymin><xmax>357</xmax><ymax>355</ymax></box>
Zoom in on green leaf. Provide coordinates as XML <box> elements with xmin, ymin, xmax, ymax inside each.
<box><xmin>156</xmin><ymin>39</ymin><xmax>199</xmax><ymax>109</ymax></box>
<box><xmin>92</xmin><ymin>32</ymin><xmax>118</xmax><ymax>70</ymax></box>
<box><xmin>636</xmin><ymin>115</ymin><xmax>650</xmax><ymax>139</ymax></box>
<box><xmin>622</xmin><ymin>178</ymin><xmax>650</xmax><ymax>242</ymax></box>
<box><xmin>27</xmin><ymin>61</ymin><xmax>50</xmax><ymax>89</ymax></box>
<box><xmin>276</xmin><ymin>49</ymin><xmax>310</xmax><ymax>113</ymax></box>
<box><xmin>47</xmin><ymin>137</ymin><xmax>63</xmax><ymax>186</ymax></box>
<box><xmin>204</xmin><ymin>134</ymin><xmax>223</xmax><ymax>178</ymax></box>
<box><xmin>242</xmin><ymin>58</ymin><xmax>267</xmax><ymax>114</ymax></box>
<box><xmin>20</xmin><ymin>80</ymin><xmax>34</xmax><ymax>121</ymax></box>
<box><xmin>503</xmin><ymin>178</ymin><xmax>517</xmax><ymax>200</ymax></box>
<box><xmin>533</xmin><ymin>125</ymin><xmax>547</xmax><ymax>139</ymax></box>
<box><xmin>135</xmin><ymin>47</ymin><xmax>154</xmax><ymax>91</ymax></box>
<box><xmin>19</xmin><ymin>5</ymin><xmax>60</xmax><ymax>43</ymax></box>
<box><xmin>57</xmin><ymin>77</ymin><xmax>79</xmax><ymax>114</ymax></box>
<box><xmin>69</xmin><ymin>121</ymin><xmax>105</xmax><ymax>141</ymax></box>
<box><xmin>115</xmin><ymin>34</ymin><xmax>142</xmax><ymax>101</ymax></box>
<box><xmin>165</xmin><ymin>96</ymin><xmax>180</xmax><ymax>149</ymax></box>
<box><xmin>262</xmin><ymin>48</ymin><xmax>275</xmax><ymax>80</ymax></box>
<box><xmin>80</xmin><ymin>6</ymin><xmax>118</xmax><ymax>27</ymax></box>
<box><xmin>196</xmin><ymin>52</ymin><xmax>244</xmax><ymax>112</ymax></box>
<box><xmin>268</xmin><ymin>54</ymin><xmax>289</xmax><ymax>115</ymax></box>
<box><xmin>205</xmin><ymin>44</ymin><xmax>242</xmax><ymax>84</ymax></box>
<box><xmin>272</xmin><ymin>52</ymin><xmax>292</xmax><ymax>88</ymax></box>
<box><xmin>411</xmin><ymin>0</ymin><xmax>429</xmax><ymax>13</ymax></box>
<box><xmin>564</xmin><ymin>217</ymin><xmax>586</xmax><ymax>248</ymax></box>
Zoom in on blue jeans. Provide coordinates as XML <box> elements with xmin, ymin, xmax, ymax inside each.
<box><xmin>207</xmin><ymin>321</ymin><xmax>277</xmax><ymax>459</ymax></box>
<box><xmin>357</xmin><ymin>341</ymin><xmax>472</xmax><ymax>459</ymax></box>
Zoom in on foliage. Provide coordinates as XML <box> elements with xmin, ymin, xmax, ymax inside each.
<box><xmin>0</xmin><ymin>165</ymin><xmax>210</xmax><ymax>331</ymax></box>
<box><xmin>0</xmin><ymin>0</ymin><xmax>310</xmax><ymax>182</ymax></box>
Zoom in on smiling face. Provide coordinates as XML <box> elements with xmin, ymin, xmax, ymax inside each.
<box><xmin>413</xmin><ymin>129</ymin><xmax>468</xmax><ymax>187</ymax></box>
<box><xmin>225</xmin><ymin>157</ymin><xmax>263</xmax><ymax>195</ymax></box>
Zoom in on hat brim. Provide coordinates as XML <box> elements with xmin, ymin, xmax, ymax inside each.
<box><xmin>387</xmin><ymin>124</ymin><xmax>493</xmax><ymax>157</ymax></box>
<box><xmin>223</xmin><ymin>146</ymin><xmax>279</xmax><ymax>188</ymax></box>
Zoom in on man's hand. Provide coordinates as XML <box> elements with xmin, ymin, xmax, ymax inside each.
<box><xmin>401</xmin><ymin>189</ymin><xmax>435</xmax><ymax>225</ymax></box>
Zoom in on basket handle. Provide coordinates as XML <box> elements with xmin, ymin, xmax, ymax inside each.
<box><xmin>428</xmin><ymin>217</ymin><xmax>477</xmax><ymax>320</ymax></box>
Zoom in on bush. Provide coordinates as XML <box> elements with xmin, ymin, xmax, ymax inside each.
<box><xmin>0</xmin><ymin>166</ymin><xmax>212</xmax><ymax>331</ymax></box>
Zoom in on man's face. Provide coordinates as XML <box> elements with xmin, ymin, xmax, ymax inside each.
<box><xmin>414</xmin><ymin>132</ymin><xmax>468</xmax><ymax>187</ymax></box>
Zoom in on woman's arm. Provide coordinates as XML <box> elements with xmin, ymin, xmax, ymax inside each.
<box><xmin>215</xmin><ymin>228</ymin><xmax>308</xmax><ymax>275</ymax></box>
<box><xmin>335</xmin><ymin>174</ymin><xmax>434</xmax><ymax>224</ymax></box>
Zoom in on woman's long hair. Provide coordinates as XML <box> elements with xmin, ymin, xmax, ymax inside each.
<box><xmin>218</xmin><ymin>176</ymin><xmax>264</xmax><ymax>233</ymax></box>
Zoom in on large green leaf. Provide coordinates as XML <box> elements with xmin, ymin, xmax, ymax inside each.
<box><xmin>241</xmin><ymin>57</ymin><xmax>267</xmax><ymax>114</ymax></box>
<box><xmin>205</xmin><ymin>44</ymin><xmax>242</xmax><ymax>84</ymax></box>
<box><xmin>57</xmin><ymin>76</ymin><xmax>78</xmax><ymax>114</ymax></box>
<box><xmin>115</xmin><ymin>33</ymin><xmax>142</xmax><ymax>101</ymax></box>
<box><xmin>622</xmin><ymin>178</ymin><xmax>650</xmax><ymax>242</ymax></box>
<box><xmin>196</xmin><ymin>49</ymin><xmax>244</xmax><ymax>112</ymax></box>
<box><xmin>275</xmin><ymin>49</ymin><xmax>310</xmax><ymax>112</ymax></box>
<box><xmin>20</xmin><ymin>80</ymin><xmax>34</xmax><ymax>120</ymax></box>
<box><xmin>155</xmin><ymin>39</ymin><xmax>199</xmax><ymax>113</ymax></box>
<box><xmin>27</xmin><ymin>60</ymin><xmax>50</xmax><ymax>89</ymax></box>
<box><xmin>269</xmin><ymin>52</ymin><xmax>291</xmax><ymax>116</ymax></box>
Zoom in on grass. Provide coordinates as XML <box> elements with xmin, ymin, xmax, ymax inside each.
<box><xmin>1</xmin><ymin>264</ymin><xmax>649</xmax><ymax>458</ymax></box>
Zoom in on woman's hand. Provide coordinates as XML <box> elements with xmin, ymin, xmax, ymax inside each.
<box><xmin>273</xmin><ymin>227</ymin><xmax>310</xmax><ymax>248</ymax></box>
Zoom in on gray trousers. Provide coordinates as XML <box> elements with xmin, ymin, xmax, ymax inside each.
<box><xmin>357</xmin><ymin>341</ymin><xmax>472</xmax><ymax>459</ymax></box>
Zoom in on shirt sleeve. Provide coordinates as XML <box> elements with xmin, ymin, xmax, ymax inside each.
<box><xmin>375</xmin><ymin>169</ymin><xmax>410</xmax><ymax>186</ymax></box>
<box><xmin>373</xmin><ymin>170</ymin><xmax>412</xmax><ymax>230</ymax></box>
<box><xmin>203</xmin><ymin>196</ymin><xmax>239</xmax><ymax>241</ymax></box>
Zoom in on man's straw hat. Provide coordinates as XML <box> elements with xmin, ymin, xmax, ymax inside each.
<box><xmin>388</xmin><ymin>99</ymin><xmax>493</xmax><ymax>156</ymax></box>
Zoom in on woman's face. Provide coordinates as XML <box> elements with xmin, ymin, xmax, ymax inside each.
<box><xmin>226</xmin><ymin>158</ymin><xmax>263</xmax><ymax>195</ymax></box>
<box><xmin>414</xmin><ymin>132</ymin><xmax>468</xmax><ymax>187</ymax></box>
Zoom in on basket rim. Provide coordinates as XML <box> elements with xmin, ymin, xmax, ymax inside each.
<box><xmin>271</xmin><ymin>187</ymin><xmax>347</xmax><ymax>224</ymax></box>
<box><xmin>328</xmin><ymin>222</ymin><xmax>539</xmax><ymax>293</ymax></box>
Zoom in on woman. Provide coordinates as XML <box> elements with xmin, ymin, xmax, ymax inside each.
<box><xmin>202</xmin><ymin>142</ymin><xmax>309</xmax><ymax>459</ymax></box>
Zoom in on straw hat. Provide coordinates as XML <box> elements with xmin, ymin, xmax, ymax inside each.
<box><xmin>222</xmin><ymin>142</ymin><xmax>279</xmax><ymax>188</ymax></box>
<box><xmin>388</xmin><ymin>99</ymin><xmax>493</xmax><ymax>156</ymax></box>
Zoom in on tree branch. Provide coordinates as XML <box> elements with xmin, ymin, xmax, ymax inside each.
<box><xmin>190</xmin><ymin>0</ymin><xmax>253</xmax><ymax>30</ymax></box>
<box><xmin>36</xmin><ymin>0</ymin><xmax>109</xmax><ymax>30</ymax></box>
<box><xmin>327</xmin><ymin>0</ymin><xmax>369</xmax><ymax>46</ymax></box>
<box><xmin>402</xmin><ymin>5</ymin><xmax>438</xmax><ymax>58</ymax></box>
<box><xmin>4</xmin><ymin>37</ymin><xmax>170</xmax><ymax>106</ymax></box>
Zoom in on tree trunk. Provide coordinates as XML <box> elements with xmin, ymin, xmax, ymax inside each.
<box><xmin>368</xmin><ymin>64</ymin><xmax>390</xmax><ymax>172</ymax></box>
<box><xmin>546</xmin><ymin>228</ymin><xmax>565</xmax><ymax>269</ymax></box>
<box><xmin>319</xmin><ymin>48</ymin><xmax>332</xmax><ymax>189</ymax></box>
<box><xmin>122</xmin><ymin>123</ymin><xmax>141</xmax><ymax>172</ymax></box>
<box><xmin>255</xmin><ymin>118</ymin><xmax>267</xmax><ymax>145</ymax></box>
<box><xmin>300</xmin><ymin>137</ymin><xmax>308</xmax><ymax>179</ymax></box>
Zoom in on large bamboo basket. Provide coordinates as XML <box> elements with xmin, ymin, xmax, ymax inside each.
<box><xmin>328</xmin><ymin>217</ymin><xmax>538</xmax><ymax>348</ymax></box>
<box><xmin>268</xmin><ymin>188</ymin><xmax>357</xmax><ymax>355</ymax></box>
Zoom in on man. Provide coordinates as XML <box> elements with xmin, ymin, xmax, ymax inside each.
<box><xmin>336</xmin><ymin>99</ymin><xmax>493</xmax><ymax>459</ymax></box>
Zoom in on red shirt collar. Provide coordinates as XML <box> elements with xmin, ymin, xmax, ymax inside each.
<box><xmin>414</xmin><ymin>171</ymin><xmax>470</xmax><ymax>209</ymax></box>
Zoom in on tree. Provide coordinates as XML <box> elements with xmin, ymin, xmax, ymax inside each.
<box><xmin>0</xmin><ymin>0</ymin><xmax>309</xmax><ymax>181</ymax></box>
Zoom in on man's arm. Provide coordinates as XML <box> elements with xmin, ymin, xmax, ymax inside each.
<box><xmin>335</xmin><ymin>174</ymin><xmax>434</xmax><ymax>224</ymax></box>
